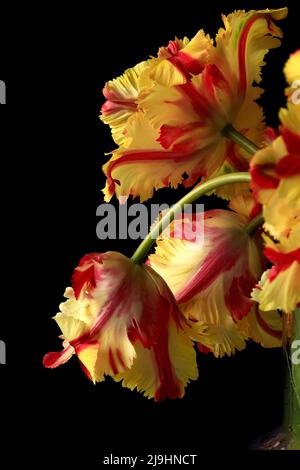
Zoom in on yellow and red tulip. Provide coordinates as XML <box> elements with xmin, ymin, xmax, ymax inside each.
<box><xmin>250</xmin><ymin>123</ymin><xmax>300</xmax><ymax>239</ymax></box>
<box><xmin>250</xmin><ymin>50</ymin><xmax>300</xmax><ymax>316</ymax></box>
<box><xmin>149</xmin><ymin>196</ymin><xmax>282</xmax><ymax>357</ymax></box>
<box><xmin>43</xmin><ymin>251</ymin><xmax>210</xmax><ymax>401</ymax></box>
<box><xmin>251</xmin><ymin>50</ymin><xmax>300</xmax><ymax>239</ymax></box>
<box><xmin>252</xmin><ymin>227</ymin><xmax>300</xmax><ymax>314</ymax></box>
<box><xmin>100</xmin><ymin>32</ymin><xmax>214</xmax><ymax>148</ymax></box>
<box><xmin>100</xmin><ymin>8</ymin><xmax>287</xmax><ymax>202</ymax></box>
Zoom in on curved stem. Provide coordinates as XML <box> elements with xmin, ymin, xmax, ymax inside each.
<box><xmin>131</xmin><ymin>172</ymin><xmax>251</xmax><ymax>264</ymax></box>
<box><xmin>245</xmin><ymin>213</ymin><xmax>264</xmax><ymax>235</ymax></box>
<box><xmin>222</xmin><ymin>124</ymin><xmax>260</xmax><ymax>155</ymax></box>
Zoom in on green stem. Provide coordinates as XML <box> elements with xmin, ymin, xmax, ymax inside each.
<box><xmin>244</xmin><ymin>213</ymin><xmax>264</xmax><ymax>235</ymax></box>
<box><xmin>222</xmin><ymin>124</ymin><xmax>260</xmax><ymax>155</ymax></box>
<box><xmin>131</xmin><ymin>172</ymin><xmax>251</xmax><ymax>264</ymax></box>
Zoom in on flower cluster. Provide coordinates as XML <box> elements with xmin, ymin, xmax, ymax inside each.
<box><xmin>44</xmin><ymin>7</ymin><xmax>300</xmax><ymax>402</ymax></box>
<box><xmin>250</xmin><ymin>49</ymin><xmax>300</xmax><ymax>313</ymax></box>
<box><xmin>100</xmin><ymin>8</ymin><xmax>286</xmax><ymax>202</ymax></box>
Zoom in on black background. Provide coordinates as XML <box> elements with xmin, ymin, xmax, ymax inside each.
<box><xmin>0</xmin><ymin>0</ymin><xmax>299</xmax><ymax>467</ymax></box>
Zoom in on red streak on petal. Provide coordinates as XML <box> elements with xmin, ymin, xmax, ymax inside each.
<box><xmin>255</xmin><ymin>307</ymin><xmax>282</xmax><ymax>340</ymax></box>
<box><xmin>176</xmin><ymin>51</ymin><xmax>205</xmax><ymax>75</ymax></box>
<box><xmin>75</xmin><ymin>340</ymin><xmax>98</xmax><ymax>355</ymax></box>
<box><xmin>101</xmin><ymin>99</ymin><xmax>137</xmax><ymax>116</ymax></box>
<box><xmin>158</xmin><ymin>122</ymin><xmax>202</xmax><ymax>151</ymax></box>
<box><xmin>43</xmin><ymin>345</ymin><xmax>74</xmax><ymax>368</ymax></box>
<box><xmin>72</xmin><ymin>253</ymin><xmax>105</xmax><ymax>299</ymax></box>
<box><xmin>69</xmin><ymin>281</ymin><xmax>130</xmax><ymax>351</ymax></box>
<box><xmin>101</xmin><ymin>85</ymin><xmax>138</xmax><ymax>115</ymax></box>
<box><xmin>281</xmin><ymin>126</ymin><xmax>300</xmax><ymax>155</ymax></box>
<box><xmin>226</xmin><ymin>141</ymin><xmax>249</xmax><ymax>171</ymax></box>
<box><xmin>153</xmin><ymin>315</ymin><xmax>182</xmax><ymax>401</ymax></box>
<box><xmin>105</xmin><ymin>148</ymin><xmax>191</xmax><ymax>196</ymax></box>
<box><xmin>265</xmin><ymin>247</ymin><xmax>300</xmax><ymax>282</ymax></box>
<box><xmin>107</xmin><ymin>150</ymin><xmax>182</xmax><ymax>176</ymax></box>
<box><xmin>268</xmin><ymin>264</ymin><xmax>285</xmax><ymax>281</ymax></box>
<box><xmin>176</xmin><ymin>238</ymin><xmax>239</xmax><ymax>303</ymax></box>
<box><xmin>79</xmin><ymin>361</ymin><xmax>93</xmax><ymax>381</ymax></box>
<box><xmin>250</xmin><ymin>165</ymin><xmax>279</xmax><ymax>196</ymax></box>
<box><xmin>116</xmin><ymin>348</ymin><xmax>126</xmax><ymax>370</ymax></box>
<box><xmin>264</xmin><ymin>247</ymin><xmax>300</xmax><ymax>265</ymax></box>
<box><xmin>78</xmin><ymin>253</ymin><xmax>105</xmax><ymax>266</ymax></box>
<box><xmin>178</xmin><ymin>81</ymin><xmax>212</xmax><ymax>118</ymax></box>
<box><xmin>202</xmin><ymin>64</ymin><xmax>230</xmax><ymax>104</ymax></box>
<box><xmin>109</xmin><ymin>348</ymin><xmax>119</xmax><ymax>375</ymax></box>
<box><xmin>238</xmin><ymin>16</ymin><xmax>260</xmax><ymax>95</ymax></box>
<box><xmin>225</xmin><ymin>271</ymin><xmax>256</xmax><ymax>321</ymax></box>
<box><xmin>276</xmin><ymin>155</ymin><xmax>300</xmax><ymax>177</ymax></box>
<box><xmin>166</xmin><ymin>40</ymin><xmax>180</xmax><ymax>55</ymax></box>
<box><xmin>264</xmin><ymin>126</ymin><xmax>278</xmax><ymax>144</ymax></box>
<box><xmin>72</xmin><ymin>265</ymin><xmax>96</xmax><ymax>300</ymax></box>
<box><xmin>167</xmin><ymin>55</ymin><xmax>191</xmax><ymax>81</ymax></box>
<box><xmin>197</xmin><ymin>343</ymin><xmax>212</xmax><ymax>354</ymax></box>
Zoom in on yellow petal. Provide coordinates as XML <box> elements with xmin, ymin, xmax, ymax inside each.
<box><xmin>284</xmin><ymin>50</ymin><xmax>300</xmax><ymax>85</ymax></box>
<box><xmin>238</xmin><ymin>306</ymin><xmax>282</xmax><ymax>348</ymax></box>
<box><xmin>119</xmin><ymin>320</ymin><xmax>198</xmax><ymax>400</ymax></box>
<box><xmin>94</xmin><ymin>318</ymin><xmax>137</xmax><ymax>382</ymax></box>
<box><xmin>77</xmin><ymin>343</ymin><xmax>99</xmax><ymax>383</ymax></box>
<box><xmin>53</xmin><ymin>287</ymin><xmax>100</xmax><ymax>342</ymax></box>
<box><xmin>216</xmin><ymin>8</ymin><xmax>287</xmax><ymax>93</ymax></box>
<box><xmin>149</xmin><ymin>31</ymin><xmax>214</xmax><ymax>86</ymax></box>
<box><xmin>263</xmin><ymin>175</ymin><xmax>300</xmax><ymax>238</ymax></box>
<box><xmin>149</xmin><ymin>211</ymin><xmax>262</xmax><ymax>356</ymax></box>
<box><xmin>100</xmin><ymin>61</ymin><xmax>149</xmax><ymax>145</ymax></box>
<box><xmin>252</xmin><ymin>264</ymin><xmax>300</xmax><ymax>314</ymax></box>
<box><xmin>102</xmin><ymin>111</ymin><xmax>226</xmax><ymax>202</ymax></box>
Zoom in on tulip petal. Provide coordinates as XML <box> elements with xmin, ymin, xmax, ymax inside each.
<box><xmin>238</xmin><ymin>305</ymin><xmax>282</xmax><ymax>348</ymax></box>
<box><xmin>252</xmin><ymin>263</ymin><xmax>300</xmax><ymax>314</ymax></box>
<box><xmin>119</xmin><ymin>320</ymin><xmax>198</xmax><ymax>401</ymax></box>
<box><xmin>284</xmin><ymin>49</ymin><xmax>300</xmax><ymax>86</ymax></box>
<box><xmin>93</xmin><ymin>320</ymin><xmax>137</xmax><ymax>381</ymax></box>
<box><xmin>76</xmin><ymin>341</ymin><xmax>99</xmax><ymax>382</ymax></box>
<box><xmin>102</xmin><ymin>112</ymin><xmax>226</xmax><ymax>202</ymax></box>
<box><xmin>252</xmin><ymin>229</ymin><xmax>300</xmax><ymax>314</ymax></box>
<box><xmin>216</xmin><ymin>8</ymin><xmax>287</xmax><ymax>96</ymax></box>
<box><xmin>149</xmin><ymin>210</ymin><xmax>264</xmax><ymax>355</ymax></box>
<box><xmin>43</xmin><ymin>344</ymin><xmax>75</xmax><ymax>368</ymax></box>
<box><xmin>100</xmin><ymin>61</ymin><xmax>148</xmax><ymax>145</ymax></box>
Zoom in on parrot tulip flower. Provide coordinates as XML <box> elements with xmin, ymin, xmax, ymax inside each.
<box><xmin>43</xmin><ymin>251</ymin><xmax>210</xmax><ymax>401</ymax></box>
<box><xmin>252</xmin><ymin>228</ymin><xmax>300</xmax><ymax>314</ymax></box>
<box><xmin>251</xmin><ymin>50</ymin><xmax>300</xmax><ymax>239</ymax></box>
<box><xmin>100</xmin><ymin>8</ymin><xmax>287</xmax><ymax>202</ymax></box>
<box><xmin>100</xmin><ymin>32</ymin><xmax>214</xmax><ymax>147</ymax></box>
<box><xmin>149</xmin><ymin>196</ymin><xmax>282</xmax><ymax>357</ymax></box>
